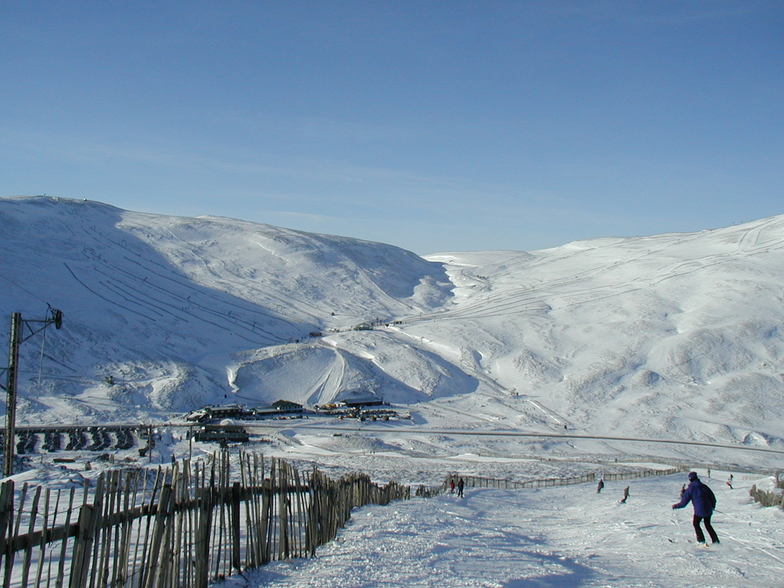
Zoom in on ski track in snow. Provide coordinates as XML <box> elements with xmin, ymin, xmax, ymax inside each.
<box><xmin>3</xmin><ymin>198</ymin><xmax>784</xmax><ymax>585</ymax></box>
<box><xmin>228</xmin><ymin>474</ymin><xmax>784</xmax><ymax>588</ymax></box>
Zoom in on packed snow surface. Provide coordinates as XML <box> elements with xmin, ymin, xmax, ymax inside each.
<box><xmin>226</xmin><ymin>472</ymin><xmax>784</xmax><ymax>588</ymax></box>
<box><xmin>3</xmin><ymin>196</ymin><xmax>784</xmax><ymax>586</ymax></box>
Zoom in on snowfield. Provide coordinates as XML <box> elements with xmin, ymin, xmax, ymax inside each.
<box><xmin>227</xmin><ymin>472</ymin><xmax>784</xmax><ymax>588</ymax></box>
<box><xmin>2</xmin><ymin>195</ymin><xmax>784</xmax><ymax>586</ymax></box>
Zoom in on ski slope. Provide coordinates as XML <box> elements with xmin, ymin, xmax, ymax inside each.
<box><xmin>227</xmin><ymin>472</ymin><xmax>784</xmax><ymax>588</ymax></box>
<box><xmin>1</xmin><ymin>195</ymin><xmax>784</xmax><ymax>473</ymax></box>
<box><xmin>3</xmin><ymin>195</ymin><xmax>784</xmax><ymax>587</ymax></box>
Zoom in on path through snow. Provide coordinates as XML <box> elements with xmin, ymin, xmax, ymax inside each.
<box><xmin>220</xmin><ymin>473</ymin><xmax>783</xmax><ymax>587</ymax></box>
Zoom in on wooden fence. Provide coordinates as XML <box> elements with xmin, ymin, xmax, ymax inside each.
<box><xmin>601</xmin><ymin>467</ymin><xmax>682</xmax><ymax>482</ymax></box>
<box><xmin>446</xmin><ymin>466</ymin><xmax>682</xmax><ymax>492</ymax></box>
<box><xmin>749</xmin><ymin>483</ymin><xmax>784</xmax><ymax>508</ymax></box>
<box><xmin>0</xmin><ymin>451</ymin><xmax>410</xmax><ymax>587</ymax></box>
<box><xmin>449</xmin><ymin>472</ymin><xmax>594</xmax><ymax>490</ymax></box>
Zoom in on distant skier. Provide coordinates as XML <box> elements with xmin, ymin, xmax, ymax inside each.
<box><xmin>597</xmin><ymin>478</ymin><xmax>604</xmax><ymax>493</ymax></box>
<box><xmin>672</xmin><ymin>472</ymin><xmax>719</xmax><ymax>546</ymax></box>
<box><xmin>449</xmin><ymin>479</ymin><xmax>455</xmax><ymax>494</ymax></box>
<box><xmin>726</xmin><ymin>474</ymin><xmax>733</xmax><ymax>489</ymax></box>
<box><xmin>620</xmin><ymin>486</ymin><xmax>630</xmax><ymax>504</ymax></box>
<box><xmin>457</xmin><ymin>477</ymin><xmax>465</xmax><ymax>498</ymax></box>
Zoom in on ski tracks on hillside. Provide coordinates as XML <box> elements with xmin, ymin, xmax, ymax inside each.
<box><xmin>68</xmin><ymin>222</ymin><xmax>298</xmax><ymax>345</ymax></box>
<box><xmin>412</xmin><ymin>222</ymin><xmax>784</xmax><ymax>325</ymax></box>
<box><xmin>385</xmin><ymin>327</ymin><xmax>570</xmax><ymax>431</ymax></box>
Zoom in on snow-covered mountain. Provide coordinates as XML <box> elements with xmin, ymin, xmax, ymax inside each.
<box><xmin>2</xmin><ymin>196</ymin><xmax>783</xmax><ymax>467</ymax></box>
<box><xmin>0</xmin><ymin>196</ymin><xmax>453</xmax><ymax>420</ymax></box>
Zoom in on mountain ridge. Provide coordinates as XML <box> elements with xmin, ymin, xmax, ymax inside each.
<box><xmin>2</xmin><ymin>196</ymin><xmax>783</xmax><ymax>467</ymax></box>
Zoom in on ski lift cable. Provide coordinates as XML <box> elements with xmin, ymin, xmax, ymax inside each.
<box><xmin>0</xmin><ymin>274</ymin><xmax>48</xmax><ymax>305</ymax></box>
<box><xmin>37</xmin><ymin>320</ymin><xmax>47</xmax><ymax>388</ymax></box>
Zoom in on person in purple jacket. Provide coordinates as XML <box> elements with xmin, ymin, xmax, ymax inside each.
<box><xmin>672</xmin><ymin>472</ymin><xmax>719</xmax><ymax>545</ymax></box>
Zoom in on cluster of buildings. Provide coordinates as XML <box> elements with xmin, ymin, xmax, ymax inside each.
<box><xmin>183</xmin><ymin>397</ymin><xmax>406</xmax><ymax>445</ymax></box>
<box><xmin>184</xmin><ymin>400</ymin><xmax>305</xmax><ymax>423</ymax></box>
<box><xmin>184</xmin><ymin>396</ymin><xmax>394</xmax><ymax>424</ymax></box>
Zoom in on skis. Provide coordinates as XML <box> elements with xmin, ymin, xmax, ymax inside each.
<box><xmin>667</xmin><ymin>537</ymin><xmax>717</xmax><ymax>550</ymax></box>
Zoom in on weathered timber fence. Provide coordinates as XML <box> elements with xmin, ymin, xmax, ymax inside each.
<box><xmin>447</xmin><ymin>466</ymin><xmax>682</xmax><ymax>492</ymax></box>
<box><xmin>602</xmin><ymin>467</ymin><xmax>683</xmax><ymax>482</ymax></box>
<box><xmin>749</xmin><ymin>482</ymin><xmax>784</xmax><ymax>508</ymax></box>
<box><xmin>0</xmin><ymin>451</ymin><xmax>410</xmax><ymax>587</ymax></box>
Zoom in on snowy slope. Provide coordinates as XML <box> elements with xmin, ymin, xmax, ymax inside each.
<box><xmin>417</xmin><ymin>220</ymin><xmax>784</xmax><ymax>446</ymax></box>
<box><xmin>1</xmin><ymin>196</ymin><xmax>784</xmax><ymax>470</ymax></box>
<box><xmin>0</xmin><ymin>196</ymin><xmax>452</xmax><ymax>419</ymax></box>
<box><xmin>235</xmin><ymin>472</ymin><xmax>784</xmax><ymax>588</ymax></box>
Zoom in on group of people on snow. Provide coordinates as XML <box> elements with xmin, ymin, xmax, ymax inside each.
<box><xmin>448</xmin><ymin>469</ymin><xmax>725</xmax><ymax>546</ymax></box>
<box><xmin>448</xmin><ymin>477</ymin><xmax>465</xmax><ymax>497</ymax></box>
<box><xmin>601</xmin><ymin>470</ymin><xmax>723</xmax><ymax>546</ymax></box>
<box><xmin>596</xmin><ymin>477</ymin><xmax>628</xmax><ymax>503</ymax></box>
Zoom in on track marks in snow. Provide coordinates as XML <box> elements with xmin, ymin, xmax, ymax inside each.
<box><xmin>243</xmin><ymin>474</ymin><xmax>784</xmax><ymax>587</ymax></box>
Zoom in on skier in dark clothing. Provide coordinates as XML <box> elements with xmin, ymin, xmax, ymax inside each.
<box><xmin>672</xmin><ymin>472</ymin><xmax>719</xmax><ymax>545</ymax></box>
<box><xmin>596</xmin><ymin>478</ymin><xmax>604</xmax><ymax>493</ymax></box>
<box><xmin>620</xmin><ymin>486</ymin><xmax>630</xmax><ymax>503</ymax></box>
<box><xmin>457</xmin><ymin>478</ymin><xmax>464</xmax><ymax>498</ymax></box>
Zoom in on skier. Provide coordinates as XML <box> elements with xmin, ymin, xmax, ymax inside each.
<box><xmin>726</xmin><ymin>474</ymin><xmax>734</xmax><ymax>489</ymax></box>
<box><xmin>620</xmin><ymin>486</ymin><xmax>630</xmax><ymax>503</ymax></box>
<box><xmin>672</xmin><ymin>472</ymin><xmax>719</xmax><ymax>546</ymax></box>
<box><xmin>597</xmin><ymin>478</ymin><xmax>604</xmax><ymax>493</ymax></box>
<box><xmin>457</xmin><ymin>477</ymin><xmax>465</xmax><ymax>498</ymax></box>
<box><xmin>449</xmin><ymin>479</ymin><xmax>455</xmax><ymax>494</ymax></box>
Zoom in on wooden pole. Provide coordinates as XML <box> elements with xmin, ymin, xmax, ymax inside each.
<box><xmin>54</xmin><ymin>487</ymin><xmax>75</xmax><ymax>588</ymax></box>
<box><xmin>230</xmin><ymin>482</ymin><xmax>241</xmax><ymax>573</ymax></box>
<box><xmin>3</xmin><ymin>313</ymin><xmax>22</xmax><ymax>477</ymax></box>
<box><xmin>0</xmin><ymin>480</ymin><xmax>14</xmax><ymax>580</ymax></box>
<box><xmin>144</xmin><ymin>483</ymin><xmax>173</xmax><ymax>588</ymax></box>
<box><xmin>194</xmin><ymin>480</ymin><xmax>212</xmax><ymax>588</ymax></box>
<box><xmin>20</xmin><ymin>485</ymin><xmax>42</xmax><ymax>587</ymax></box>
<box><xmin>69</xmin><ymin>504</ymin><xmax>97</xmax><ymax>588</ymax></box>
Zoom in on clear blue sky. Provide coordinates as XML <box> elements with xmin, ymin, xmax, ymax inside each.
<box><xmin>2</xmin><ymin>1</ymin><xmax>782</xmax><ymax>254</ymax></box>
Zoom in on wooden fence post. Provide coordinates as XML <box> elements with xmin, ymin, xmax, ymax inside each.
<box><xmin>231</xmin><ymin>482</ymin><xmax>241</xmax><ymax>573</ymax></box>
<box><xmin>194</xmin><ymin>485</ymin><xmax>213</xmax><ymax>588</ymax></box>
<box><xmin>278</xmin><ymin>465</ymin><xmax>289</xmax><ymax>560</ymax></box>
<box><xmin>69</xmin><ymin>504</ymin><xmax>97</xmax><ymax>588</ymax></box>
<box><xmin>144</xmin><ymin>483</ymin><xmax>173</xmax><ymax>588</ymax></box>
<box><xmin>0</xmin><ymin>480</ymin><xmax>14</xmax><ymax>586</ymax></box>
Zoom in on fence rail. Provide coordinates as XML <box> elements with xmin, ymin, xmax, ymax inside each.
<box><xmin>447</xmin><ymin>466</ymin><xmax>683</xmax><ymax>492</ymax></box>
<box><xmin>0</xmin><ymin>452</ymin><xmax>410</xmax><ymax>587</ymax></box>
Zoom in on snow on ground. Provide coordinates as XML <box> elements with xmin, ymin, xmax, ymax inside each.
<box><xmin>222</xmin><ymin>472</ymin><xmax>784</xmax><ymax>588</ymax></box>
<box><xmin>2</xmin><ymin>196</ymin><xmax>784</xmax><ymax>474</ymax></box>
<box><xmin>3</xmin><ymin>197</ymin><xmax>784</xmax><ymax>586</ymax></box>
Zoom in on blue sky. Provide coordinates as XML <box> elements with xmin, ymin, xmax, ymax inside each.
<box><xmin>2</xmin><ymin>1</ymin><xmax>782</xmax><ymax>254</ymax></box>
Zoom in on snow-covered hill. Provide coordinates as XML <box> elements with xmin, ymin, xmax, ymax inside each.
<box><xmin>419</xmin><ymin>219</ymin><xmax>784</xmax><ymax>448</ymax></box>
<box><xmin>0</xmin><ymin>196</ymin><xmax>452</xmax><ymax>420</ymax></box>
<box><xmin>2</xmin><ymin>196</ymin><xmax>783</xmax><ymax>469</ymax></box>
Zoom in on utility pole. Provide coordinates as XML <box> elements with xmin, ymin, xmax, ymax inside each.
<box><xmin>3</xmin><ymin>314</ymin><xmax>21</xmax><ymax>477</ymax></box>
<box><xmin>2</xmin><ymin>307</ymin><xmax>63</xmax><ymax>477</ymax></box>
